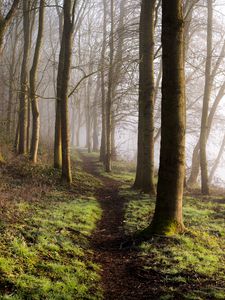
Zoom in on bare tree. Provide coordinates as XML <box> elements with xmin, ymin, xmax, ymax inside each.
<box><xmin>30</xmin><ymin>0</ymin><xmax>45</xmax><ymax>163</ymax></box>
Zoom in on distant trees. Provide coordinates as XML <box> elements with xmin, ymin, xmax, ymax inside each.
<box><xmin>150</xmin><ymin>0</ymin><xmax>185</xmax><ymax>235</ymax></box>
<box><xmin>187</xmin><ymin>1</ymin><xmax>225</xmax><ymax>190</ymax></box>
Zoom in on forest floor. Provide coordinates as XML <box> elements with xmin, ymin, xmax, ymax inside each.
<box><xmin>0</xmin><ymin>149</ymin><xmax>224</xmax><ymax>299</ymax></box>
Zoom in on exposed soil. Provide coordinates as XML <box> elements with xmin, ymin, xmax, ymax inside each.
<box><xmin>81</xmin><ymin>154</ymin><xmax>157</xmax><ymax>300</ymax></box>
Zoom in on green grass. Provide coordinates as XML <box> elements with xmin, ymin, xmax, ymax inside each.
<box><xmin>0</xmin><ymin>195</ymin><xmax>102</xmax><ymax>299</ymax></box>
<box><xmin>82</xmin><ymin>152</ymin><xmax>136</xmax><ymax>184</ymax></box>
<box><xmin>122</xmin><ymin>186</ymin><xmax>225</xmax><ymax>299</ymax></box>
<box><xmin>0</xmin><ymin>152</ymin><xmax>103</xmax><ymax>300</ymax></box>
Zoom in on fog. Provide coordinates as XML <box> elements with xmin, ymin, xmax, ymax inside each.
<box><xmin>1</xmin><ymin>0</ymin><xmax>225</xmax><ymax>186</ymax></box>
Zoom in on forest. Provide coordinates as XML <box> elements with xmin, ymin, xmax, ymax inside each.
<box><xmin>0</xmin><ymin>0</ymin><xmax>224</xmax><ymax>299</ymax></box>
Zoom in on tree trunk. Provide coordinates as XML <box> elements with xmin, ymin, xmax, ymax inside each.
<box><xmin>105</xmin><ymin>0</ymin><xmax>114</xmax><ymax>172</ymax></box>
<box><xmin>59</xmin><ymin>0</ymin><xmax>75</xmax><ymax>184</ymax></box>
<box><xmin>134</xmin><ymin>0</ymin><xmax>156</xmax><ymax>194</ymax></box>
<box><xmin>187</xmin><ymin>141</ymin><xmax>200</xmax><ymax>187</ymax></box>
<box><xmin>110</xmin><ymin>0</ymin><xmax>126</xmax><ymax>161</ymax></box>
<box><xmin>54</xmin><ymin>8</ymin><xmax>65</xmax><ymax>169</ymax></box>
<box><xmin>54</xmin><ymin>101</ymin><xmax>62</xmax><ymax>168</ymax></box>
<box><xmin>93</xmin><ymin>75</ymin><xmax>100</xmax><ymax>152</ymax></box>
<box><xmin>7</xmin><ymin>24</ymin><xmax>18</xmax><ymax>137</ymax></box>
<box><xmin>18</xmin><ymin>0</ymin><xmax>31</xmax><ymax>155</ymax></box>
<box><xmin>0</xmin><ymin>0</ymin><xmax>19</xmax><ymax>52</ymax></box>
<box><xmin>100</xmin><ymin>0</ymin><xmax>107</xmax><ymax>163</ymax></box>
<box><xmin>86</xmin><ymin>66</ymin><xmax>92</xmax><ymax>153</ymax></box>
<box><xmin>150</xmin><ymin>0</ymin><xmax>185</xmax><ymax>235</ymax></box>
<box><xmin>188</xmin><ymin>76</ymin><xmax>225</xmax><ymax>188</ymax></box>
<box><xmin>209</xmin><ymin>134</ymin><xmax>225</xmax><ymax>184</ymax></box>
<box><xmin>111</xmin><ymin>115</ymin><xmax>116</xmax><ymax>160</ymax></box>
<box><xmin>76</xmin><ymin>98</ymin><xmax>82</xmax><ymax>148</ymax></box>
<box><xmin>199</xmin><ymin>0</ymin><xmax>213</xmax><ymax>195</ymax></box>
<box><xmin>30</xmin><ymin>0</ymin><xmax>45</xmax><ymax>163</ymax></box>
<box><xmin>0</xmin><ymin>0</ymin><xmax>19</xmax><ymax>160</ymax></box>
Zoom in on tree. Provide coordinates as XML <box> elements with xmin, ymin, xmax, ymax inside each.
<box><xmin>0</xmin><ymin>0</ymin><xmax>20</xmax><ymax>157</ymax></box>
<box><xmin>134</xmin><ymin>0</ymin><xmax>156</xmax><ymax>194</ymax></box>
<box><xmin>209</xmin><ymin>133</ymin><xmax>225</xmax><ymax>184</ymax></box>
<box><xmin>105</xmin><ymin>0</ymin><xmax>114</xmax><ymax>172</ymax></box>
<box><xmin>99</xmin><ymin>0</ymin><xmax>107</xmax><ymax>163</ymax></box>
<box><xmin>150</xmin><ymin>0</ymin><xmax>185</xmax><ymax>235</ymax></box>
<box><xmin>54</xmin><ymin>3</ymin><xmax>64</xmax><ymax>168</ymax></box>
<box><xmin>30</xmin><ymin>0</ymin><xmax>45</xmax><ymax>163</ymax></box>
<box><xmin>18</xmin><ymin>0</ymin><xmax>31</xmax><ymax>155</ymax></box>
<box><xmin>199</xmin><ymin>0</ymin><xmax>213</xmax><ymax>195</ymax></box>
<box><xmin>0</xmin><ymin>0</ymin><xmax>20</xmax><ymax>52</ymax></box>
<box><xmin>57</xmin><ymin>0</ymin><xmax>77</xmax><ymax>183</ymax></box>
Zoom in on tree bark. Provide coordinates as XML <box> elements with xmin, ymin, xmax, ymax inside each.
<box><xmin>150</xmin><ymin>0</ymin><xmax>185</xmax><ymax>235</ymax></box>
<box><xmin>110</xmin><ymin>0</ymin><xmax>125</xmax><ymax>161</ymax></box>
<box><xmin>209</xmin><ymin>134</ymin><xmax>225</xmax><ymax>184</ymax></box>
<box><xmin>18</xmin><ymin>0</ymin><xmax>31</xmax><ymax>155</ymax></box>
<box><xmin>0</xmin><ymin>0</ymin><xmax>19</xmax><ymax>52</ymax></box>
<box><xmin>54</xmin><ymin>6</ymin><xmax>64</xmax><ymax>169</ymax></box>
<box><xmin>199</xmin><ymin>0</ymin><xmax>213</xmax><ymax>195</ymax></box>
<box><xmin>30</xmin><ymin>0</ymin><xmax>45</xmax><ymax>163</ymax></box>
<box><xmin>59</xmin><ymin>0</ymin><xmax>75</xmax><ymax>184</ymax></box>
<box><xmin>100</xmin><ymin>0</ymin><xmax>107</xmax><ymax>163</ymax></box>
<box><xmin>93</xmin><ymin>75</ymin><xmax>100</xmax><ymax>152</ymax></box>
<box><xmin>134</xmin><ymin>0</ymin><xmax>156</xmax><ymax>194</ymax></box>
<box><xmin>105</xmin><ymin>0</ymin><xmax>114</xmax><ymax>172</ymax></box>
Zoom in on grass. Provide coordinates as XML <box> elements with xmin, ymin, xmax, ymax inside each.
<box><xmin>86</xmin><ymin>154</ymin><xmax>225</xmax><ymax>299</ymax></box>
<box><xmin>0</xmin><ymin>197</ymin><xmax>102</xmax><ymax>299</ymax></box>
<box><xmin>0</xmin><ymin>153</ymin><xmax>103</xmax><ymax>300</ymax></box>
<box><xmin>122</xmin><ymin>185</ymin><xmax>225</xmax><ymax>299</ymax></box>
<box><xmin>1</xmin><ymin>149</ymin><xmax>225</xmax><ymax>299</ymax></box>
<box><xmin>81</xmin><ymin>151</ymin><xmax>136</xmax><ymax>184</ymax></box>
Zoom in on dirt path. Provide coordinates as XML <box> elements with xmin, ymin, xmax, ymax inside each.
<box><xmin>81</xmin><ymin>154</ymin><xmax>153</xmax><ymax>300</ymax></box>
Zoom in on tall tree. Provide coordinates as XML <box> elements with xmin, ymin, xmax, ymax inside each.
<box><xmin>150</xmin><ymin>0</ymin><xmax>185</xmax><ymax>235</ymax></box>
<box><xmin>58</xmin><ymin>0</ymin><xmax>76</xmax><ymax>183</ymax></box>
<box><xmin>18</xmin><ymin>0</ymin><xmax>31</xmax><ymax>154</ymax></box>
<box><xmin>110</xmin><ymin>0</ymin><xmax>125</xmax><ymax>161</ymax></box>
<box><xmin>134</xmin><ymin>0</ymin><xmax>156</xmax><ymax>194</ymax></box>
<box><xmin>6</xmin><ymin>20</ymin><xmax>20</xmax><ymax>137</ymax></box>
<box><xmin>92</xmin><ymin>74</ymin><xmax>101</xmax><ymax>152</ymax></box>
<box><xmin>54</xmin><ymin>3</ymin><xmax>64</xmax><ymax>168</ymax></box>
<box><xmin>99</xmin><ymin>0</ymin><xmax>107</xmax><ymax>163</ymax></box>
<box><xmin>105</xmin><ymin>0</ymin><xmax>114</xmax><ymax>172</ymax></box>
<box><xmin>199</xmin><ymin>0</ymin><xmax>213</xmax><ymax>195</ymax></box>
<box><xmin>30</xmin><ymin>0</ymin><xmax>45</xmax><ymax>163</ymax></box>
<box><xmin>0</xmin><ymin>0</ymin><xmax>20</xmax><ymax>158</ymax></box>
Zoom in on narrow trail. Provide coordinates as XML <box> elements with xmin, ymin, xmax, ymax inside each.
<box><xmin>81</xmin><ymin>154</ymin><xmax>153</xmax><ymax>300</ymax></box>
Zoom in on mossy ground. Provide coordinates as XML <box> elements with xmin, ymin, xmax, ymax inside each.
<box><xmin>0</xmin><ymin>152</ymin><xmax>103</xmax><ymax>299</ymax></box>
<box><xmin>84</xmin><ymin>154</ymin><xmax>225</xmax><ymax>299</ymax></box>
<box><xmin>1</xmin><ymin>150</ymin><xmax>225</xmax><ymax>299</ymax></box>
<box><xmin>122</xmin><ymin>184</ymin><xmax>225</xmax><ymax>299</ymax></box>
<box><xmin>79</xmin><ymin>152</ymin><xmax>136</xmax><ymax>186</ymax></box>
